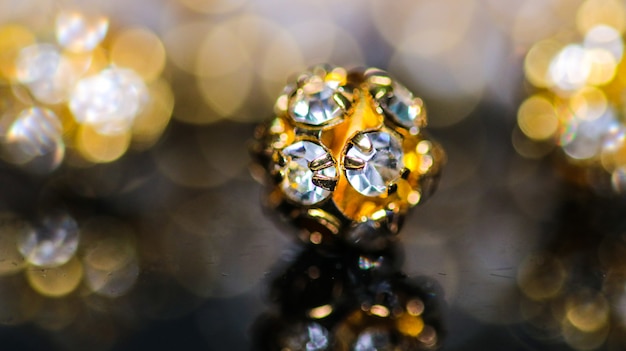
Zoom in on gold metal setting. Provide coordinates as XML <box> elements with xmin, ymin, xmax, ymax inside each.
<box><xmin>252</xmin><ymin>65</ymin><xmax>445</xmax><ymax>247</ymax></box>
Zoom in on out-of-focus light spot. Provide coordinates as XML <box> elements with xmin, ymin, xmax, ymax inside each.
<box><xmin>370</xmin><ymin>0</ymin><xmax>476</xmax><ymax>58</ymax></box>
<box><xmin>509</xmin><ymin>0</ymin><xmax>575</xmax><ymax>44</ymax></box>
<box><xmin>110</xmin><ymin>27</ymin><xmax>166</xmax><ymax>82</ymax></box>
<box><xmin>83</xmin><ymin>236</ymin><xmax>134</xmax><ymax>272</ymax></box>
<box><xmin>525</xmin><ymin>39</ymin><xmax>565</xmax><ymax>88</ymax></box>
<box><xmin>16</xmin><ymin>44</ymin><xmax>79</xmax><ymax>104</ymax></box>
<box><xmin>517</xmin><ymin>95</ymin><xmax>559</xmax><ymax>141</ymax></box>
<box><xmin>55</xmin><ymin>10</ymin><xmax>108</xmax><ymax>53</ymax></box>
<box><xmin>70</xmin><ymin>67</ymin><xmax>147</xmax><ymax>135</ymax></box>
<box><xmin>5</xmin><ymin>107</ymin><xmax>64</xmax><ymax>168</ymax></box>
<box><xmin>584</xmin><ymin>25</ymin><xmax>624</xmax><ymax>60</ymax></box>
<box><xmin>131</xmin><ymin>79</ymin><xmax>174</xmax><ymax>149</ymax></box>
<box><xmin>565</xmin><ymin>291</ymin><xmax>609</xmax><ymax>333</ymax></box>
<box><xmin>197</xmin><ymin>68</ymin><xmax>253</xmax><ymax>118</ymax></box>
<box><xmin>562</xmin><ymin>317</ymin><xmax>610</xmax><ymax>351</ymax></box>
<box><xmin>0</xmin><ymin>25</ymin><xmax>35</xmax><ymax>80</ymax></box>
<box><xmin>586</xmin><ymin>48</ymin><xmax>618</xmax><ymax>85</ymax></box>
<box><xmin>308</xmin><ymin>304</ymin><xmax>333</xmax><ymax>319</ymax></box>
<box><xmin>77</xmin><ymin>124</ymin><xmax>131</xmax><ymax>163</ymax></box>
<box><xmin>396</xmin><ymin>313</ymin><xmax>424</xmax><ymax>337</ymax></box>
<box><xmin>512</xmin><ymin>127</ymin><xmax>556</xmax><ymax>159</ymax></box>
<box><xmin>517</xmin><ymin>253</ymin><xmax>567</xmax><ymax>301</ymax></box>
<box><xmin>561</xmin><ymin>106</ymin><xmax>616</xmax><ymax>160</ymax></box>
<box><xmin>179</xmin><ymin>0</ymin><xmax>248</xmax><ymax>14</ymax></box>
<box><xmin>196</xmin><ymin>21</ymin><xmax>251</xmax><ymax>78</ymax></box>
<box><xmin>0</xmin><ymin>213</ymin><xmax>29</xmax><ymax>275</ymax></box>
<box><xmin>611</xmin><ymin>166</ymin><xmax>626</xmax><ymax>192</ymax></box>
<box><xmin>569</xmin><ymin>87</ymin><xmax>608</xmax><ymax>122</ymax></box>
<box><xmin>163</xmin><ymin>21</ymin><xmax>215</xmax><ymax>74</ymax></box>
<box><xmin>18</xmin><ymin>213</ymin><xmax>79</xmax><ymax>268</ymax></box>
<box><xmin>26</xmin><ymin>256</ymin><xmax>83</xmax><ymax>298</ymax></box>
<box><xmin>549</xmin><ymin>44</ymin><xmax>592</xmax><ymax>91</ymax></box>
<box><xmin>406</xmin><ymin>299</ymin><xmax>425</xmax><ymax>317</ymax></box>
<box><xmin>577</xmin><ymin>0</ymin><xmax>626</xmax><ymax>35</ymax></box>
<box><xmin>84</xmin><ymin>259</ymin><xmax>138</xmax><ymax>298</ymax></box>
<box><xmin>369</xmin><ymin>304</ymin><xmax>390</xmax><ymax>318</ymax></box>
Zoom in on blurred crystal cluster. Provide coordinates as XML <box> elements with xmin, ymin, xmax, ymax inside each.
<box><xmin>517</xmin><ymin>0</ymin><xmax>626</xmax><ymax>193</ymax></box>
<box><xmin>0</xmin><ymin>7</ymin><xmax>172</xmax><ymax>173</ymax></box>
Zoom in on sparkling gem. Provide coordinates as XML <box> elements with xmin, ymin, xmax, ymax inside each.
<box><xmin>345</xmin><ymin>131</ymin><xmax>404</xmax><ymax>196</ymax></box>
<box><xmin>289</xmin><ymin>75</ymin><xmax>346</xmax><ymax>126</ymax></box>
<box><xmin>18</xmin><ymin>213</ymin><xmax>80</xmax><ymax>267</ymax></box>
<box><xmin>281</xmin><ymin>141</ymin><xmax>337</xmax><ymax>205</ymax></box>
<box><xmin>381</xmin><ymin>82</ymin><xmax>423</xmax><ymax>128</ymax></box>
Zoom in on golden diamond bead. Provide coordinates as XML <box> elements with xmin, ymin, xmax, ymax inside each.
<box><xmin>252</xmin><ymin>65</ymin><xmax>445</xmax><ymax>249</ymax></box>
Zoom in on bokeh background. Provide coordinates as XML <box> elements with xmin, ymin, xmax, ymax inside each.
<box><xmin>1</xmin><ymin>0</ymin><xmax>626</xmax><ymax>350</ymax></box>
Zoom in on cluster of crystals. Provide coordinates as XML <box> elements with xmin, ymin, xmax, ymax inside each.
<box><xmin>256</xmin><ymin>65</ymin><xmax>443</xmax><ymax>232</ymax></box>
<box><xmin>253</xmin><ymin>248</ymin><xmax>441</xmax><ymax>350</ymax></box>
<box><xmin>518</xmin><ymin>0</ymin><xmax>626</xmax><ymax>193</ymax></box>
<box><xmin>0</xmin><ymin>10</ymin><xmax>173</xmax><ymax>172</ymax></box>
<box><xmin>0</xmin><ymin>212</ymin><xmax>139</xmax><ymax>299</ymax></box>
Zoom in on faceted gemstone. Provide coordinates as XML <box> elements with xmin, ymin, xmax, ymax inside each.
<box><xmin>289</xmin><ymin>75</ymin><xmax>345</xmax><ymax>126</ymax></box>
<box><xmin>345</xmin><ymin>131</ymin><xmax>404</xmax><ymax>196</ymax></box>
<box><xmin>381</xmin><ymin>82</ymin><xmax>423</xmax><ymax>128</ymax></box>
<box><xmin>281</xmin><ymin>141</ymin><xmax>337</xmax><ymax>205</ymax></box>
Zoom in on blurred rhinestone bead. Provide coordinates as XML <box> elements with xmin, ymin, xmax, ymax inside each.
<box><xmin>18</xmin><ymin>214</ymin><xmax>79</xmax><ymax>267</ymax></box>
<box><xmin>281</xmin><ymin>141</ymin><xmax>337</xmax><ymax>205</ymax></box>
<box><xmin>7</xmin><ymin>107</ymin><xmax>63</xmax><ymax>159</ymax></box>
<box><xmin>345</xmin><ymin>131</ymin><xmax>404</xmax><ymax>196</ymax></box>
<box><xmin>289</xmin><ymin>75</ymin><xmax>345</xmax><ymax>126</ymax></box>
<box><xmin>353</xmin><ymin>328</ymin><xmax>393</xmax><ymax>350</ymax></box>
<box><xmin>55</xmin><ymin>11</ymin><xmax>109</xmax><ymax>53</ymax></box>
<box><xmin>279</xmin><ymin>322</ymin><xmax>330</xmax><ymax>351</ymax></box>
<box><xmin>70</xmin><ymin>67</ymin><xmax>147</xmax><ymax>135</ymax></box>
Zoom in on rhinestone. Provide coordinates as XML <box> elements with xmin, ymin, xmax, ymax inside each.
<box><xmin>380</xmin><ymin>82</ymin><xmax>423</xmax><ymax>128</ymax></box>
<box><xmin>281</xmin><ymin>141</ymin><xmax>337</xmax><ymax>205</ymax></box>
<box><xmin>289</xmin><ymin>75</ymin><xmax>346</xmax><ymax>126</ymax></box>
<box><xmin>345</xmin><ymin>131</ymin><xmax>404</xmax><ymax>196</ymax></box>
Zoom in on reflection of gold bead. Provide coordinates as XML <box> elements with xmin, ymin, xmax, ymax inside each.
<box><xmin>252</xmin><ymin>65</ymin><xmax>445</xmax><ymax>247</ymax></box>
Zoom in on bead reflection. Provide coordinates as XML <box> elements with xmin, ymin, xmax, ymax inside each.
<box><xmin>253</xmin><ymin>245</ymin><xmax>443</xmax><ymax>351</ymax></box>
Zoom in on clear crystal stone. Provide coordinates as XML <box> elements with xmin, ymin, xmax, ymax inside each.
<box><xmin>345</xmin><ymin>131</ymin><xmax>404</xmax><ymax>196</ymax></box>
<box><xmin>382</xmin><ymin>82</ymin><xmax>422</xmax><ymax>128</ymax></box>
<box><xmin>289</xmin><ymin>75</ymin><xmax>345</xmax><ymax>126</ymax></box>
<box><xmin>281</xmin><ymin>141</ymin><xmax>337</xmax><ymax>205</ymax></box>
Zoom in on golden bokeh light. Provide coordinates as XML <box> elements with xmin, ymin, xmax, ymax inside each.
<box><xmin>131</xmin><ymin>78</ymin><xmax>174</xmax><ymax>148</ymax></box>
<box><xmin>76</xmin><ymin>124</ymin><xmax>131</xmax><ymax>163</ymax></box>
<box><xmin>517</xmin><ymin>253</ymin><xmax>567</xmax><ymax>301</ymax></box>
<box><xmin>517</xmin><ymin>95</ymin><xmax>558</xmax><ymax>141</ymax></box>
<box><xmin>110</xmin><ymin>27</ymin><xmax>166</xmax><ymax>82</ymax></box>
<box><xmin>0</xmin><ymin>24</ymin><xmax>35</xmax><ymax>81</ymax></box>
<box><xmin>565</xmin><ymin>291</ymin><xmax>610</xmax><ymax>333</ymax></box>
<box><xmin>26</xmin><ymin>257</ymin><xmax>83</xmax><ymax>298</ymax></box>
<box><xmin>577</xmin><ymin>0</ymin><xmax>626</xmax><ymax>35</ymax></box>
<box><xmin>525</xmin><ymin>39</ymin><xmax>565</xmax><ymax>88</ymax></box>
